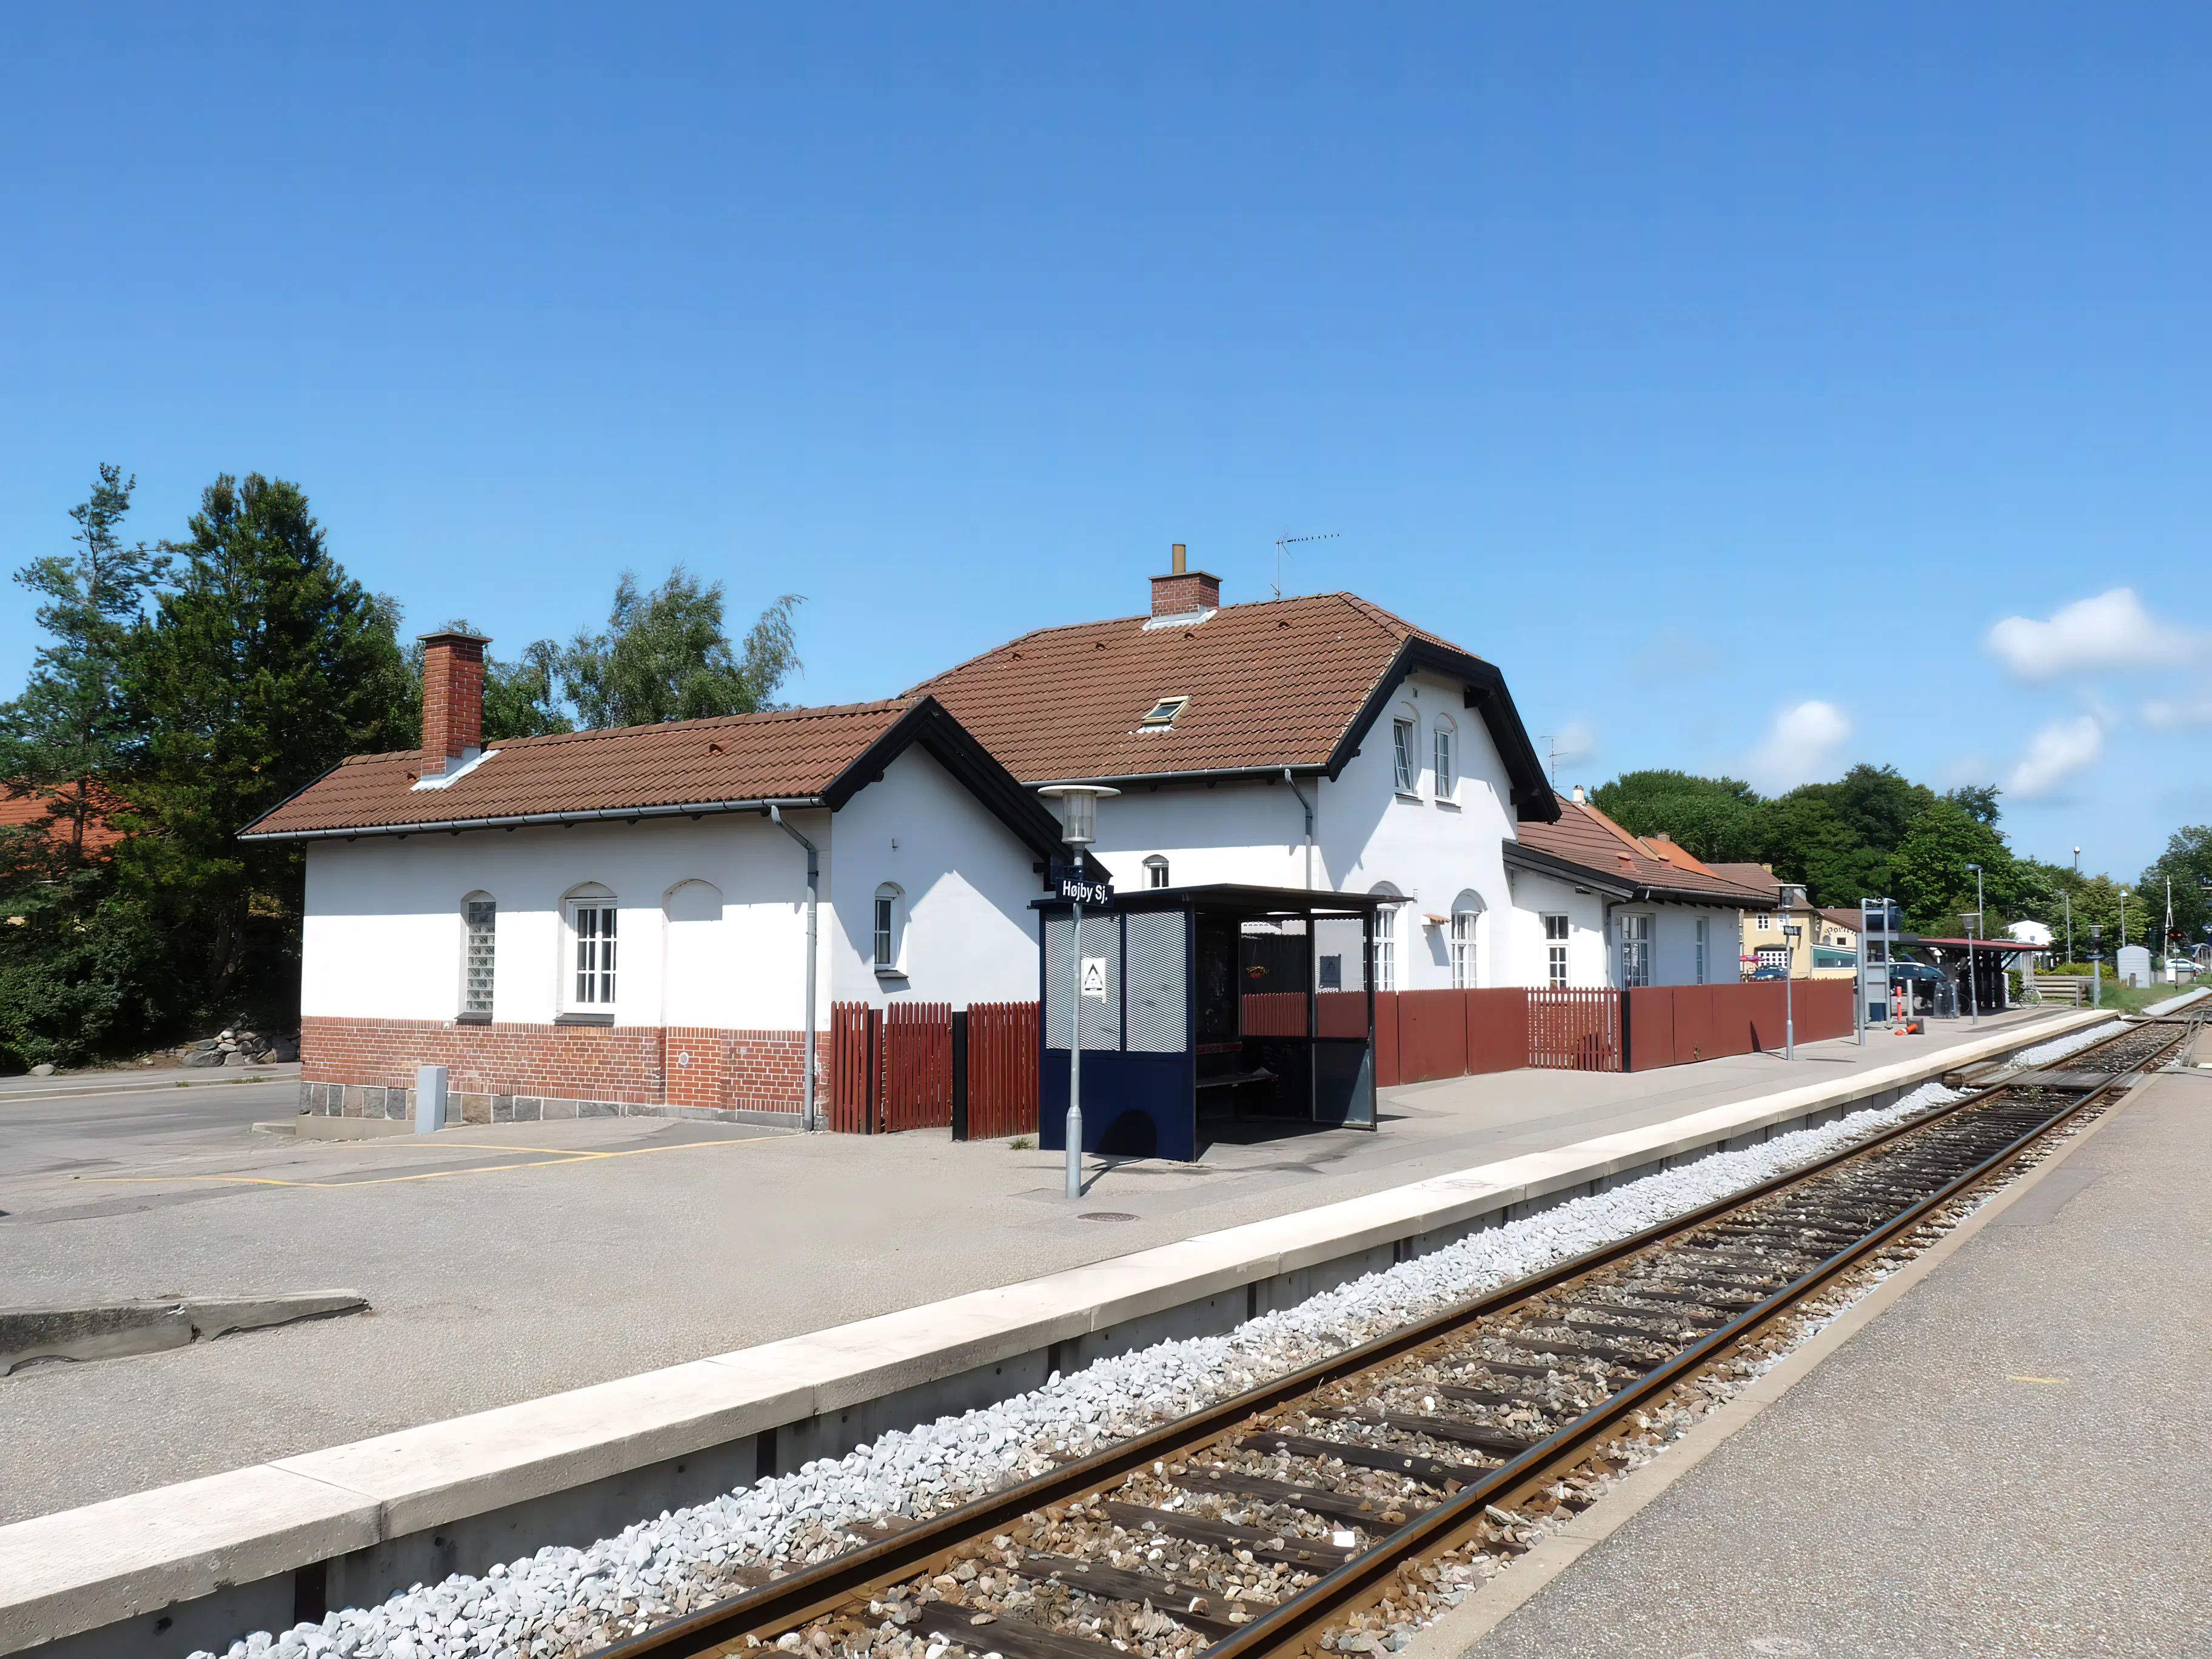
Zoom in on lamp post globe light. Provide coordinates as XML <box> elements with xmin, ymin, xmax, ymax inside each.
<box><xmin>1038</xmin><ymin>784</ymin><xmax>1119</xmax><ymax>1202</ymax></box>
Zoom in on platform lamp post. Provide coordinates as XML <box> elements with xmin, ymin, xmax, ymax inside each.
<box><xmin>1963</xmin><ymin>863</ymin><xmax>1984</xmax><ymax>1026</ymax></box>
<box><xmin>2088</xmin><ymin>923</ymin><xmax>2102</xmax><ymax>1010</ymax></box>
<box><xmin>1039</xmin><ymin>783</ymin><xmax>1119</xmax><ymax>1202</ymax></box>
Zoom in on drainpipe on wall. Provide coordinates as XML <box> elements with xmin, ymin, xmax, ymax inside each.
<box><xmin>1283</xmin><ymin>768</ymin><xmax>1316</xmax><ymax>890</ymax></box>
<box><xmin>768</xmin><ymin>806</ymin><xmax>820</xmax><ymax>1132</ymax></box>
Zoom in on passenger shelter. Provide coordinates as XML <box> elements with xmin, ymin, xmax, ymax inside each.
<box><xmin>1035</xmin><ymin>884</ymin><xmax>1390</xmax><ymax>1162</ymax></box>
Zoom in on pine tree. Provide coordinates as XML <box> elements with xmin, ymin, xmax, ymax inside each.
<box><xmin>1</xmin><ymin>464</ymin><xmax>166</xmax><ymax>860</ymax></box>
<box><xmin>126</xmin><ymin>473</ymin><xmax>412</xmax><ymax>1018</ymax></box>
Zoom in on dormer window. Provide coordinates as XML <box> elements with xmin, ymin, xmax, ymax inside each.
<box><xmin>1139</xmin><ymin>695</ymin><xmax>1191</xmax><ymax>728</ymax></box>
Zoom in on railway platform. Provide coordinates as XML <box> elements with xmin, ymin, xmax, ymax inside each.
<box><xmin>0</xmin><ymin>1005</ymin><xmax>2080</xmax><ymax>1530</ymax></box>
<box><xmin>1440</xmin><ymin>1062</ymin><xmax>2212</xmax><ymax>1658</ymax></box>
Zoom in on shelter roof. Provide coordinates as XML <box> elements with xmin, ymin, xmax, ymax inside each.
<box><xmin>908</xmin><ymin>591</ymin><xmax>1557</xmax><ymax>822</ymax></box>
<box><xmin>236</xmin><ymin>696</ymin><xmax>1071</xmax><ymax>861</ymax></box>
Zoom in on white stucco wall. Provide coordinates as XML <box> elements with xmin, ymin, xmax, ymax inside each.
<box><xmin>301</xmin><ymin>811</ymin><xmax>826</xmax><ymax>1029</ymax></box>
<box><xmin>1497</xmin><ymin>870</ymin><xmax>1612</xmax><ymax>988</ymax></box>
<box><xmin>824</xmin><ymin>745</ymin><xmax>1046</xmax><ymax>1007</ymax></box>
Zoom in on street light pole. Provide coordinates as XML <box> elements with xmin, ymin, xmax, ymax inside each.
<box><xmin>1039</xmin><ymin>783</ymin><xmax>1119</xmax><ymax>1202</ymax></box>
<box><xmin>1964</xmin><ymin>863</ymin><xmax>1983</xmax><ymax>1027</ymax></box>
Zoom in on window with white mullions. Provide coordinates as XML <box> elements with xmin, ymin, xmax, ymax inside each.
<box><xmin>462</xmin><ymin>894</ymin><xmax>496</xmax><ymax>1017</ymax></box>
<box><xmin>1620</xmin><ymin>913</ymin><xmax>1652</xmax><ymax>988</ymax></box>
<box><xmin>1392</xmin><ymin>719</ymin><xmax>1416</xmax><ymax>794</ymax></box>
<box><xmin>1449</xmin><ymin>891</ymin><xmax>1481</xmax><ymax>988</ymax></box>
<box><xmin>1144</xmin><ymin>854</ymin><xmax>1170</xmax><ymax>890</ymax></box>
<box><xmin>1543</xmin><ymin>913</ymin><xmax>1570</xmax><ymax>988</ymax></box>
<box><xmin>1433</xmin><ymin>721</ymin><xmax>1456</xmax><ymax>800</ymax></box>
<box><xmin>873</xmin><ymin>882</ymin><xmax>904</xmax><ymax>974</ymax></box>
<box><xmin>570</xmin><ymin>901</ymin><xmax>617</xmax><ymax>1005</ymax></box>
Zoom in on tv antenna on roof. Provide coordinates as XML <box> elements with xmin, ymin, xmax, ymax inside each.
<box><xmin>1273</xmin><ymin>531</ymin><xmax>1338</xmax><ymax>599</ymax></box>
<box><xmin>1537</xmin><ymin>734</ymin><xmax>1564</xmax><ymax>785</ymax></box>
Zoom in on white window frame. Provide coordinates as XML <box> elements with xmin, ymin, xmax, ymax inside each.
<box><xmin>1621</xmin><ymin>913</ymin><xmax>1652</xmax><ymax>989</ymax></box>
<box><xmin>873</xmin><ymin>882</ymin><xmax>905</xmax><ymax>976</ymax></box>
<box><xmin>1392</xmin><ymin>719</ymin><xmax>1417</xmax><ymax>795</ymax></box>
<box><xmin>1695</xmin><ymin>917</ymin><xmax>1709</xmax><ymax>985</ymax></box>
<box><xmin>461</xmin><ymin>893</ymin><xmax>496</xmax><ymax>1019</ymax></box>
<box><xmin>1372</xmin><ymin>890</ymin><xmax>1402</xmax><ymax>990</ymax></box>
<box><xmin>1433</xmin><ymin>721</ymin><xmax>1456</xmax><ymax>803</ymax></box>
<box><xmin>1449</xmin><ymin>905</ymin><xmax>1479</xmax><ymax>988</ymax></box>
<box><xmin>1144</xmin><ymin>854</ymin><xmax>1170</xmax><ymax>890</ymax></box>
<box><xmin>564</xmin><ymin>891</ymin><xmax>619</xmax><ymax>1010</ymax></box>
<box><xmin>1543</xmin><ymin>913</ymin><xmax>1570</xmax><ymax>988</ymax></box>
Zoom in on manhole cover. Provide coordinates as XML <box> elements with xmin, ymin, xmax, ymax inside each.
<box><xmin>1078</xmin><ymin>1211</ymin><xmax>1138</xmax><ymax>1222</ymax></box>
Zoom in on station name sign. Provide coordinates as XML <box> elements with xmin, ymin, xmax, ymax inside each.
<box><xmin>1051</xmin><ymin>862</ymin><xmax>1115</xmax><ymax>907</ymax></box>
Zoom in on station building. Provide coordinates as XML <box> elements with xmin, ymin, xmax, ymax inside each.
<box><xmin>243</xmin><ymin>554</ymin><xmax>1769</xmax><ymax>1124</ymax></box>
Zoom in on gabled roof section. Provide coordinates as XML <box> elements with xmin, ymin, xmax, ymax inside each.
<box><xmin>908</xmin><ymin>591</ymin><xmax>1558</xmax><ymax>822</ymax></box>
<box><xmin>236</xmin><ymin>697</ymin><xmax>1073</xmax><ymax>862</ymax></box>
<box><xmin>1507</xmin><ymin>794</ymin><xmax>1778</xmax><ymax>908</ymax></box>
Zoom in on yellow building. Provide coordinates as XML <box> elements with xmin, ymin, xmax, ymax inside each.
<box><xmin>1704</xmin><ymin>863</ymin><xmax>1860</xmax><ymax>978</ymax></box>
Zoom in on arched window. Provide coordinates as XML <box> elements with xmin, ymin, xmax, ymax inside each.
<box><xmin>1433</xmin><ymin>717</ymin><xmax>1458</xmax><ymax>802</ymax></box>
<box><xmin>563</xmin><ymin>883</ymin><xmax>618</xmax><ymax>1010</ymax></box>
<box><xmin>874</xmin><ymin>882</ymin><xmax>904</xmax><ymax>974</ymax></box>
<box><xmin>460</xmin><ymin>891</ymin><xmax>496</xmax><ymax>1021</ymax></box>
<box><xmin>1390</xmin><ymin>703</ymin><xmax>1419</xmax><ymax>795</ymax></box>
<box><xmin>1144</xmin><ymin>854</ymin><xmax>1170</xmax><ymax>890</ymax></box>
<box><xmin>1450</xmin><ymin>890</ymin><xmax>1483</xmax><ymax>988</ymax></box>
<box><xmin>1370</xmin><ymin>883</ymin><xmax>1404</xmax><ymax>990</ymax></box>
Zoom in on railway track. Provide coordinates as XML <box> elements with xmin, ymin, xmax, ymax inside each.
<box><xmin>591</xmin><ymin>1017</ymin><xmax>2188</xmax><ymax>1659</ymax></box>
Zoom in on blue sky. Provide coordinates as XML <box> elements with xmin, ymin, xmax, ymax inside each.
<box><xmin>4</xmin><ymin>5</ymin><xmax>2208</xmax><ymax>877</ymax></box>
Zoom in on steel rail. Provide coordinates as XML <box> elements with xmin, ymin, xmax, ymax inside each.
<box><xmin>1202</xmin><ymin>1022</ymin><xmax>2184</xmax><ymax>1659</ymax></box>
<box><xmin>587</xmin><ymin>1020</ymin><xmax>2179</xmax><ymax>1659</ymax></box>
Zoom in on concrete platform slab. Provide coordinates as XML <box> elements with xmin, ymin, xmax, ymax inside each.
<box><xmin>1456</xmin><ymin>1066</ymin><xmax>2212</xmax><ymax>1658</ymax></box>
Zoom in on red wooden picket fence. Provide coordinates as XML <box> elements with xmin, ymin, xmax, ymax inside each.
<box><xmin>826</xmin><ymin>1001</ymin><xmax>954</xmax><ymax>1133</ymax></box>
<box><xmin>965</xmin><ymin>1000</ymin><xmax>1039</xmax><ymax>1141</ymax></box>
<box><xmin>828</xmin><ymin>999</ymin><xmax>1039</xmax><ymax>1139</ymax></box>
<box><xmin>1526</xmin><ymin>988</ymin><xmax>1623</xmax><ymax>1072</ymax></box>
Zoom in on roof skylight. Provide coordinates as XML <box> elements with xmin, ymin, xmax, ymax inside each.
<box><xmin>1138</xmin><ymin>695</ymin><xmax>1191</xmax><ymax>728</ymax></box>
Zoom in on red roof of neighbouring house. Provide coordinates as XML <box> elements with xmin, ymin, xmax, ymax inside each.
<box><xmin>1508</xmin><ymin>794</ymin><xmax>1777</xmax><ymax>908</ymax></box>
<box><xmin>0</xmin><ymin>783</ymin><xmax>130</xmax><ymax>856</ymax></box>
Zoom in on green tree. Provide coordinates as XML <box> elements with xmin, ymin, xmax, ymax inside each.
<box><xmin>1756</xmin><ymin>792</ymin><xmax>1891</xmax><ymax>907</ymax></box>
<box><xmin>126</xmin><ymin>473</ymin><xmax>413</xmax><ymax>1021</ymax></box>
<box><xmin>2135</xmin><ymin>826</ymin><xmax>2212</xmax><ymax>961</ymax></box>
<box><xmin>400</xmin><ymin>623</ymin><xmax>572</xmax><ymax>743</ymax></box>
<box><xmin>1588</xmin><ymin>770</ymin><xmax>1764</xmax><ymax>863</ymax></box>
<box><xmin>1942</xmin><ymin>783</ymin><xmax>2003</xmax><ymax>826</ymax></box>
<box><xmin>555</xmin><ymin>568</ymin><xmax>803</xmax><ymax>729</ymax></box>
<box><xmin>1891</xmin><ymin>799</ymin><xmax>2018</xmax><ymax>937</ymax></box>
<box><xmin>0</xmin><ymin>464</ymin><xmax>166</xmax><ymax>861</ymax></box>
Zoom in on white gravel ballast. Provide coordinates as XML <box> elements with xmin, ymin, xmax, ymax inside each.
<box><xmin>194</xmin><ymin>1074</ymin><xmax>2010</xmax><ymax>1659</ymax></box>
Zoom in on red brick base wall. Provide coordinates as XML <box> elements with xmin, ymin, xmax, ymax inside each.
<box><xmin>300</xmin><ymin>1016</ymin><xmax>818</xmax><ymax>1121</ymax></box>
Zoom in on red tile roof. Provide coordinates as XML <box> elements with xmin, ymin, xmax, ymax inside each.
<box><xmin>909</xmin><ymin>590</ymin><xmax>1556</xmax><ymax>817</ymax></box>
<box><xmin>0</xmin><ymin>783</ymin><xmax>130</xmax><ymax>855</ymax></box>
<box><xmin>1511</xmin><ymin>796</ymin><xmax>1776</xmax><ymax>907</ymax></box>
<box><xmin>237</xmin><ymin>697</ymin><xmax>1067</xmax><ymax>860</ymax></box>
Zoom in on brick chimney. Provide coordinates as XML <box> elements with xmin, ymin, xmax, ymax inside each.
<box><xmin>419</xmin><ymin>630</ymin><xmax>489</xmax><ymax>773</ymax></box>
<box><xmin>1149</xmin><ymin>543</ymin><xmax>1221</xmax><ymax>617</ymax></box>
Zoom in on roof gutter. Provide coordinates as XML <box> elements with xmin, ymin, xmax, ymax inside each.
<box><xmin>1027</xmin><ymin>764</ymin><xmax>1330</xmax><ymax>790</ymax></box>
<box><xmin>237</xmin><ymin>795</ymin><xmax>828</xmax><ymax>842</ymax></box>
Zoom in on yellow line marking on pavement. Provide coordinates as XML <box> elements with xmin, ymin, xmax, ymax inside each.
<box><xmin>83</xmin><ymin>1136</ymin><xmax>776</xmax><ymax>1190</ymax></box>
<box><xmin>2008</xmin><ymin>1375</ymin><xmax>2070</xmax><ymax>1385</ymax></box>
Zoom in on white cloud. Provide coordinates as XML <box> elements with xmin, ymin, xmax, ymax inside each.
<box><xmin>1549</xmin><ymin>719</ymin><xmax>1599</xmax><ymax>763</ymax></box>
<box><xmin>1747</xmin><ymin>700</ymin><xmax>1852</xmax><ymax>793</ymax></box>
<box><xmin>2005</xmin><ymin>715</ymin><xmax>2105</xmax><ymax>800</ymax></box>
<box><xmin>2143</xmin><ymin>691</ymin><xmax>2212</xmax><ymax>729</ymax></box>
<box><xmin>1986</xmin><ymin>588</ymin><xmax>2204</xmax><ymax>681</ymax></box>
